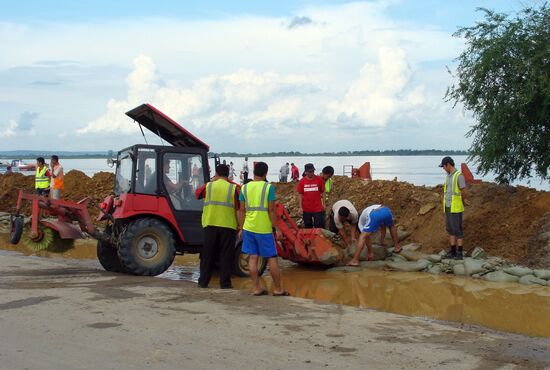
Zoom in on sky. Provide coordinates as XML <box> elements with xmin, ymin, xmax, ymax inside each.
<box><xmin>0</xmin><ymin>0</ymin><xmax>532</xmax><ymax>153</ymax></box>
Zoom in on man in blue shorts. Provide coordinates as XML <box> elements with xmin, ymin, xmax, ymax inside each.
<box><xmin>348</xmin><ymin>205</ymin><xmax>402</xmax><ymax>266</ymax></box>
<box><xmin>237</xmin><ymin>161</ymin><xmax>289</xmax><ymax>296</ymax></box>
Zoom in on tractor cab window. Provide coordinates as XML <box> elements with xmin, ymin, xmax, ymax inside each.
<box><xmin>162</xmin><ymin>153</ymin><xmax>205</xmax><ymax>211</ymax></box>
<box><xmin>135</xmin><ymin>148</ymin><xmax>157</xmax><ymax>195</ymax></box>
<box><xmin>115</xmin><ymin>151</ymin><xmax>133</xmax><ymax>195</ymax></box>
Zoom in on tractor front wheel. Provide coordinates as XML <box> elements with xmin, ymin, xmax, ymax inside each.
<box><xmin>117</xmin><ymin>218</ymin><xmax>176</xmax><ymax>276</ymax></box>
<box><xmin>233</xmin><ymin>240</ymin><xmax>268</xmax><ymax>277</ymax></box>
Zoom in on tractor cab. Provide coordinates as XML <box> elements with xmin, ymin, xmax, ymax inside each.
<box><xmin>97</xmin><ymin>104</ymin><xmax>267</xmax><ymax>277</ymax></box>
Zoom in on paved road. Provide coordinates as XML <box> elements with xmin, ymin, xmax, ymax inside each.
<box><xmin>0</xmin><ymin>251</ymin><xmax>549</xmax><ymax>370</ymax></box>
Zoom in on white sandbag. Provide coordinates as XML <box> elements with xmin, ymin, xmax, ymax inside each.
<box><xmin>518</xmin><ymin>275</ymin><xmax>547</xmax><ymax>286</ymax></box>
<box><xmin>503</xmin><ymin>266</ymin><xmax>533</xmax><ymax>277</ymax></box>
<box><xmin>385</xmin><ymin>260</ymin><xmax>431</xmax><ymax>272</ymax></box>
<box><xmin>482</xmin><ymin>271</ymin><xmax>519</xmax><ymax>283</ymax></box>
<box><xmin>470</xmin><ymin>247</ymin><xmax>487</xmax><ymax>260</ymax></box>
<box><xmin>463</xmin><ymin>258</ymin><xmax>486</xmax><ymax>276</ymax></box>
<box><xmin>533</xmin><ymin>269</ymin><xmax>550</xmax><ymax>280</ymax></box>
<box><xmin>359</xmin><ymin>261</ymin><xmax>387</xmax><ymax>269</ymax></box>
<box><xmin>453</xmin><ymin>264</ymin><xmax>466</xmax><ymax>276</ymax></box>
<box><xmin>327</xmin><ymin>266</ymin><xmax>362</xmax><ymax>273</ymax></box>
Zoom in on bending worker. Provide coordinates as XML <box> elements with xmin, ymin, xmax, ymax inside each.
<box><xmin>348</xmin><ymin>205</ymin><xmax>401</xmax><ymax>266</ymax></box>
<box><xmin>329</xmin><ymin>199</ymin><xmax>358</xmax><ymax>247</ymax></box>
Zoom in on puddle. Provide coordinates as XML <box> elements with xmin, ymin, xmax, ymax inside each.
<box><xmin>2</xmin><ymin>235</ymin><xmax>549</xmax><ymax>337</ymax></box>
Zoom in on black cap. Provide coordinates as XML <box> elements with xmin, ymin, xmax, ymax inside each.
<box><xmin>439</xmin><ymin>156</ymin><xmax>454</xmax><ymax>167</ymax></box>
<box><xmin>304</xmin><ymin>163</ymin><xmax>315</xmax><ymax>172</ymax></box>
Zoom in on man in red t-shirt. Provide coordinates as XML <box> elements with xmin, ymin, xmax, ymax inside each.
<box><xmin>296</xmin><ymin>163</ymin><xmax>325</xmax><ymax>228</ymax></box>
<box><xmin>290</xmin><ymin>163</ymin><xmax>299</xmax><ymax>182</ymax></box>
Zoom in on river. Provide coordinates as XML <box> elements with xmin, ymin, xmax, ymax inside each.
<box><xmin>1</xmin><ymin>155</ymin><xmax>547</xmax><ymax>190</ymax></box>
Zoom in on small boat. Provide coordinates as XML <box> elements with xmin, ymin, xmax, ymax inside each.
<box><xmin>10</xmin><ymin>159</ymin><xmax>36</xmax><ymax>172</ymax></box>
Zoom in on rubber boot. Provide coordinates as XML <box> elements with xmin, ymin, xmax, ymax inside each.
<box><xmin>444</xmin><ymin>246</ymin><xmax>457</xmax><ymax>259</ymax></box>
<box><xmin>455</xmin><ymin>247</ymin><xmax>464</xmax><ymax>260</ymax></box>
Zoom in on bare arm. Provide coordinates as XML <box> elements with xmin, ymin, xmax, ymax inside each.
<box><xmin>268</xmin><ymin>201</ymin><xmax>278</xmax><ymax>228</ymax></box>
<box><xmin>297</xmin><ymin>194</ymin><xmax>303</xmax><ymax>213</ymax></box>
<box><xmin>461</xmin><ymin>188</ymin><xmax>470</xmax><ymax>205</ymax></box>
<box><xmin>237</xmin><ymin>202</ymin><xmax>245</xmax><ymax>230</ymax></box>
<box><xmin>351</xmin><ymin>223</ymin><xmax>357</xmax><ymax>241</ymax></box>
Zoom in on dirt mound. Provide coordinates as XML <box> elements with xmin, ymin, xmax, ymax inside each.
<box><xmin>0</xmin><ymin>173</ymin><xmax>35</xmax><ymax>212</ymax></box>
<box><xmin>0</xmin><ymin>171</ymin><xmax>115</xmax><ymax>219</ymax></box>
<box><xmin>276</xmin><ymin>177</ymin><xmax>550</xmax><ymax>267</ymax></box>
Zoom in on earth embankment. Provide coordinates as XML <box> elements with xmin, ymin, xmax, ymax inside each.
<box><xmin>1</xmin><ymin>172</ymin><xmax>549</xmax><ymax>267</ymax></box>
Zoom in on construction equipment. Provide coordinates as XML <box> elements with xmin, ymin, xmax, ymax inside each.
<box><xmin>274</xmin><ymin>204</ymin><xmax>345</xmax><ymax>266</ymax></box>
<box><xmin>10</xmin><ymin>192</ymin><xmax>97</xmax><ymax>252</ymax></box>
<box><xmin>10</xmin><ymin>104</ymin><xmax>267</xmax><ymax>277</ymax></box>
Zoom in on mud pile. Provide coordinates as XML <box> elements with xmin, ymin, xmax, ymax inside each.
<box><xmin>276</xmin><ymin>177</ymin><xmax>550</xmax><ymax>268</ymax></box>
<box><xmin>0</xmin><ymin>171</ymin><xmax>115</xmax><ymax>218</ymax></box>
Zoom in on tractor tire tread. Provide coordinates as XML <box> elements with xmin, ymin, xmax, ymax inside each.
<box><xmin>117</xmin><ymin>218</ymin><xmax>175</xmax><ymax>276</ymax></box>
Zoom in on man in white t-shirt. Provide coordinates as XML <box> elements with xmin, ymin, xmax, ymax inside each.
<box><xmin>329</xmin><ymin>200</ymin><xmax>358</xmax><ymax>246</ymax></box>
<box><xmin>349</xmin><ymin>205</ymin><xmax>401</xmax><ymax>266</ymax></box>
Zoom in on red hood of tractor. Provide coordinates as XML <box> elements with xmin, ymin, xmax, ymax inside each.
<box><xmin>126</xmin><ymin>104</ymin><xmax>209</xmax><ymax>150</ymax></box>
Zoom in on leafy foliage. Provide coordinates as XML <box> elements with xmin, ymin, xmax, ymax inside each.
<box><xmin>446</xmin><ymin>4</ymin><xmax>550</xmax><ymax>183</ymax></box>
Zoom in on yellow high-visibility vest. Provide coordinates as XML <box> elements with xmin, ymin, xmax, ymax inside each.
<box><xmin>35</xmin><ymin>166</ymin><xmax>50</xmax><ymax>189</ymax></box>
<box><xmin>325</xmin><ymin>178</ymin><xmax>333</xmax><ymax>201</ymax></box>
<box><xmin>242</xmin><ymin>181</ymin><xmax>272</xmax><ymax>234</ymax></box>
<box><xmin>201</xmin><ymin>179</ymin><xmax>237</xmax><ymax>229</ymax></box>
<box><xmin>443</xmin><ymin>171</ymin><xmax>464</xmax><ymax>213</ymax></box>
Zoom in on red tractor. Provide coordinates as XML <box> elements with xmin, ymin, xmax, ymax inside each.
<box><xmin>11</xmin><ymin>104</ymin><xmax>267</xmax><ymax>277</ymax></box>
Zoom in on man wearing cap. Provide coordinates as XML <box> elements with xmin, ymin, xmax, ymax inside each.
<box><xmin>297</xmin><ymin>163</ymin><xmax>325</xmax><ymax>228</ymax></box>
<box><xmin>439</xmin><ymin>156</ymin><xmax>470</xmax><ymax>260</ymax></box>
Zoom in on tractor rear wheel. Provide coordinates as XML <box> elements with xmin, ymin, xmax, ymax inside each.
<box><xmin>117</xmin><ymin>218</ymin><xmax>176</xmax><ymax>276</ymax></box>
<box><xmin>233</xmin><ymin>240</ymin><xmax>268</xmax><ymax>277</ymax></box>
<box><xmin>97</xmin><ymin>240</ymin><xmax>125</xmax><ymax>273</ymax></box>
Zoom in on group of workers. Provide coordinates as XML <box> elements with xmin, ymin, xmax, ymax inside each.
<box><xmin>33</xmin><ymin>156</ymin><xmax>65</xmax><ymax>200</ymax></box>
<box><xmin>197</xmin><ymin>155</ymin><xmax>469</xmax><ymax>295</ymax></box>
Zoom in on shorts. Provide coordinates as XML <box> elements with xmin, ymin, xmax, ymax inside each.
<box><xmin>241</xmin><ymin>230</ymin><xmax>277</xmax><ymax>258</ymax></box>
<box><xmin>363</xmin><ymin>207</ymin><xmax>394</xmax><ymax>233</ymax></box>
<box><xmin>445</xmin><ymin>208</ymin><xmax>464</xmax><ymax>238</ymax></box>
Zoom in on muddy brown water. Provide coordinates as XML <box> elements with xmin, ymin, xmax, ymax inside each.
<box><xmin>1</xmin><ymin>235</ymin><xmax>549</xmax><ymax>338</ymax></box>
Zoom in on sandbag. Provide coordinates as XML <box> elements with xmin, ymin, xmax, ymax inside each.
<box><xmin>327</xmin><ymin>266</ymin><xmax>362</xmax><ymax>273</ymax></box>
<box><xmin>518</xmin><ymin>275</ymin><xmax>547</xmax><ymax>286</ymax></box>
<box><xmin>463</xmin><ymin>258</ymin><xmax>486</xmax><ymax>276</ymax></box>
<box><xmin>359</xmin><ymin>261</ymin><xmax>387</xmax><ymax>269</ymax></box>
<box><xmin>453</xmin><ymin>264</ymin><xmax>466</xmax><ymax>276</ymax></box>
<box><xmin>346</xmin><ymin>243</ymin><xmax>386</xmax><ymax>261</ymax></box>
<box><xmin>482</xmin><ymin>271</ymin><xmax>519</xmax><ymax>283</ymax></box>
<box><xmin>470</xmin><ymin>247</ymin><xmax>487</xmax><ymax>260</ymax></box>
<box><xmin>533</xmin><ymin>269</ymin><xmax>550</xmax><ymax>280</ymax></box>
<box><xmin>503</xmin><ymin>266</ymin><xmax>533</xmax><ymax>277</ymax></box>
<box><xmin>426</xmin><ymin>254</ymin><xmax>442</xmax><ymax>263</ymax></box>
<box><xmin>400</xmin><ymin>250</ymin><xmax>430</xmax><ymax>262</ymax></box>
<box><xmin>401</xmin><ymin>243</ymin><xmax>422</xmax><ymax>252</ymax></box>
<box><xmin>427</xmin><ymin>265</ymin><xmax>442</xmax><ymax>275</ymax></box>
<box><xmin>385</xmin><ymin>260</ymin><xmax>431</xmax><ymax>272</ymax></box>
<box><xmin>389</xmin><ymin>254</ymin><xmax>408</xmax><ymax>262</ymax></box>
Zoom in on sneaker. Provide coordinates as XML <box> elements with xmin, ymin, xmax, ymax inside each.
<box><xmin>454</xmin><ymin>250</ymin><xmax>464</xmax><ymax>260</ymax></box>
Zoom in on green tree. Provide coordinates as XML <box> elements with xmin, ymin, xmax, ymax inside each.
<box><xmin>446</xmin><ymin>4</ymin><xmax>550</xmax><ymax>183</ymax></box>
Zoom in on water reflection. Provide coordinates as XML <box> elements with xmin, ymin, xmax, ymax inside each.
<box><xmin>2</xmin><ymin>235</ymin><xmax>549</xmax><ymax>337</ymax></box>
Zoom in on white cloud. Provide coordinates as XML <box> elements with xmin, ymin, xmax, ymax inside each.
<box><xmin>0</xmin><ymin>1</ymin><xmax>471</xmax><ymax>151</ymax></box>
<box><xmin>0</xmin><ymin>111</ymin><xmax>38</xmax><ymax>137</ymax></box>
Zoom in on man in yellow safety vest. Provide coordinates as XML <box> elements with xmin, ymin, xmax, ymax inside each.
<box><xmin>34</xmin><ymin>157</ymin><xmax>51</xmax><ymax>197</ymax></box>
<box><xmin>440</xmin><ymin>156</ymin><xmax>470</xmax><ymax>260</ymax></box>
<box><xmin>197</xmin><ymin>164</ymin><xmax>239</xmax><ymax>289</ymax></box>
<box><xmin>237</xmin><ymin>162</ymin><xmax>289</xmax><ymax>296</ymax></box>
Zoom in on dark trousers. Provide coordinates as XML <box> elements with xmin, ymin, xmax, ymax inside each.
<box><xmin>303</xmin><ymin>211</ymin><xmax>325</xmax><ymax>228</ymax></box>
<box><xmin>328</xmin><ymin>211</ymin><xmax>338</xmax><ymax>233</ymax></box>
<box><xmin>35</xmin><ymin>188</ymin><xmax>49</xmax><ymax>196</ymax></box>
<box><xmin>199</xmin><ymin>226</ymin><xmax>236</xmax><ymax>288</ymax></box>
<box><xmin>243</xmin><ymin>171</ymin><xmax>249</xmax><ymax>182</ymax></box>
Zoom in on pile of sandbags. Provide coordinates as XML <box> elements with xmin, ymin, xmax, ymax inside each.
<box><xmin>329</xmin><ymin>243</ymin><xmax>550</xmax><ymax>287</ymax></box>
